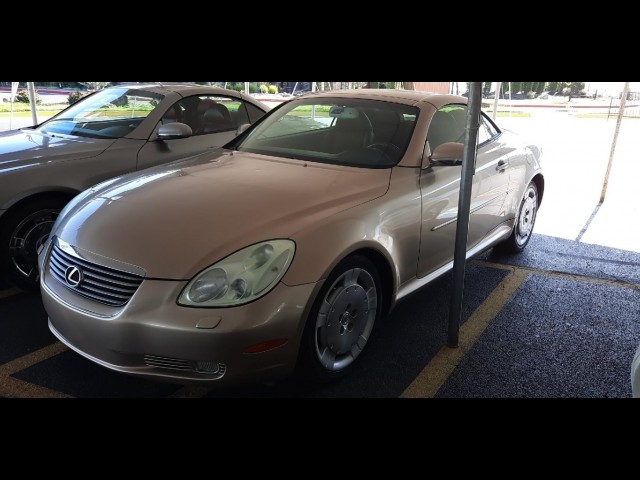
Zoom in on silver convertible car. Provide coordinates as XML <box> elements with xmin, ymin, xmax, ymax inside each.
<box><xmin>39</xmin><ymin>89</ymin><xmax>544</xmax><ymax>386</ymax></box>
<box><xmin>0</xmin><ymin>83</ymin><xmax>267</xmax><ymax>290</ymax></box>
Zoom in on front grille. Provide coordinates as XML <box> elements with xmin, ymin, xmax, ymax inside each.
<box><xmin>48</xmin><ymin>240</ymin><xmax>144</xmax><ymax>307</ymax></box>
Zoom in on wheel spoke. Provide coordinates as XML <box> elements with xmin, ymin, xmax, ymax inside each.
<box><xmin>318</xmin><ymin>347</ymin><xmax>336</xmax><ymax>370</ymax></box>
<box><xmin>349</xmin><ymin>334</ymin><xmax>368</xmax><ymax>359</ymax></box>
<box><xmin>343</xmin><ymin>268</ymin><xmax>361</xmax><ymax>287</ymax></box>
<box><xmin>316</xmin><ymin>299</ymin><xmax>332</xmax><ymax>328</ymax></box>
<box><xmin>9</xmin><ymin>237</ymin><xmax>26</xmax><ymax>250</ymax></box>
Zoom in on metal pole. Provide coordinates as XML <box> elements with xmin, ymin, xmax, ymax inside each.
<box><xmin>600</xmin><ymin>81</ymin><xmax>630</xmax><ymax>203</ymax></box>
<box><xmin>447</xmin><ymin>81</ymin><xmax>482</xmax><ymax>347</ymax></box>
<box><xmin>27</xmin><ymin>82</ymin><xmax>38</xmax><ymax>125</ymax></box>
<box><xmin>312</xmin><ymin>82</ymin><xmax>317</xmax><ymax>92</ymax></box>
<box><xmin>492</xmin><ymin>82</ymin><xmax>501</xmax><ymax>120</ymax></box>
<box><xmin>244</xmin><ymin>82</ymin><xmax>250</xmax><ymax>95</ymax></box>
<box><xmin>9</xmin><ymin>82</ymin><xmax>19</xmax><ymax>130</ymax></box>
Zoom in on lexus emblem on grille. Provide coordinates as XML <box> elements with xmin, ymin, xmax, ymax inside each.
<box><xmin>64</xmin><ymin>266</ymin><xmax>83</xmax><ymax>287</ymax></box>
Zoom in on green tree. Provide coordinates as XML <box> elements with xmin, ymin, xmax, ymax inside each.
<box><xmin>534</xmin><ymin>82</ymin><xmax>546</xmax><ymax>94</ymax></box>
<box><xmin>79</xmin><ymin>82</ymin><xmax>110</xmax><ymax>91</ymax></box>
<box><xmin>569</xmin><ymin>82</ymin><xmax>585</xmax><ymax>94</ymax></box>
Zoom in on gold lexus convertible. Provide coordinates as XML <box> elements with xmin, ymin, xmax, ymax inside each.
<box><xmin>39</xmin><ymin>89</ymin><xmax>544</xmax><ymax>386</ymax></box>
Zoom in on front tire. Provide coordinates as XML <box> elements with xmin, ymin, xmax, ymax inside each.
<box><xmin>496</xmin><ymin>181</ymin><xmax>538</xmax><ymax>253</ymax></box>
<box><xmin>0</xmin><ymin>198</ymin><xmax>67</xmax><ymax>291</ymax></box>
<box><xmin>297</xmin><ymin>255</ymin><xmax>382</xmax><ymax>383</ymax></box>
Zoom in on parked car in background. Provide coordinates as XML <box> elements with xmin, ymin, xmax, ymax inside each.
<box><xmin>0</xmin><ymin>83</ymin><xmax>268</xmax><ymax>290</ymax></box>
<box><xmin>40</xmin><ymin>89</ymin><xmax>544</xmax><ymax>386</ymax></box>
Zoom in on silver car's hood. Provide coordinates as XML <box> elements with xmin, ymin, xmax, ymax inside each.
<box><xmin>0</xmin><ymin>128</ymin><xmax>112</xmax><ymax>170</ymax></box>
<box><xmin>55</xmin><ymin>149</ymin><xmax>391</xmax><ymax>279</ymax></box>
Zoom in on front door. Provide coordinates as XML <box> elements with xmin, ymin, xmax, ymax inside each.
<box><xmin>417</xmin><ymin>105</ymin><xmax>510</xmax><ymax>278</ymax></box>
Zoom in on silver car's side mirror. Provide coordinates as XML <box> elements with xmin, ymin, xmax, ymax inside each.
<box><xmin>157</xmin><ymin>122</ymin><xmax>192</xmax><ymax>141</ymax></box>
<box><xmin>429</xmin><ymin>142</ymin><xmax>464</xmax><ymax>167</ymax></box>
<box><xmin>236</xmin><ymin>123</ymin><xmax>251</xmax><ymax>136</ymax></box>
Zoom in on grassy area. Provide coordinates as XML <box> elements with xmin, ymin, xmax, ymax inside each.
<box><xmin>0</xmin><ymin>110</ymin><xmax>63</xmax><ymax>118</ymax></box>
<box><xmin>0</xmin><ymin>103</ymin><xmax>154</xmax><ymax>119</ymax></box>
<box><xmin>485</xmin><ymin>111</ymin><xmax>531</xmax><ymax>118</ymax></box>
<box><xmin>0</xmin><ymin>102</ymin><xmax>68</xmax><ymax>113</ymax></box>
<box><xmin>0</xmin><ymin>102</ymin><xmax>67</xmax><ymax>118</ymax></box>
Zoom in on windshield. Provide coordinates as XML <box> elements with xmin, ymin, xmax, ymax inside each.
<box><xmin>38</xmin><ymin>88</ymin><xmax>164</xmax><ymax>139</ymax></box>
<box><xmin>231</xmin><ymin>97</ymin><xmax>419</xmax><ymax>168</ymax></box>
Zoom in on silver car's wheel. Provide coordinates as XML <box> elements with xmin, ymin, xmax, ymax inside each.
<box><xmin>299</xmin><ymin>255</ymin><xmax>381</xmax><ymax>382</ymax></box>
<box><xmin>496</xmin><ymin>181</ymin><xmax>538</xmax><ymax>253</ymax></box>
<box><xmin>0</xmin><ymin>198</ymin><xmax>66</xmax><ymax>291</ymax></box>
<box><xmin>514</xmin><ymin>183</ymin><xmax>538</xmax><ymax>248</ymax></box>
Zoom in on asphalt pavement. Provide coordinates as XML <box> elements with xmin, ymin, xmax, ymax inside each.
<box><xmin>1</xmin><ymin>233</ymin><xmax>638</xmax><ymax>398</ymax></box>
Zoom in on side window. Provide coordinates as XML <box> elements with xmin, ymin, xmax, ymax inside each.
<box><xmin>161</xmin><ymin>103</ymin><xmax>185</xmax><ymax>125</ymax></box>
<box><xmin>175</xmin><ymin>95</ymin><xmax>238</xmax><ymax>135</ymax></box>
<box><xmin>427</xmin><ymin>104</ymin><xmax>467</xmax><ymax>153</ymax></box>
<box><xmin>478</xmin><ymin>113</ymin><xmax>500</xmax><ymax>145</ymax></box>
<box><xmin>234</xmin><ymin>102</ymin><xmax>251</xmax><ymax>126</ymax></box>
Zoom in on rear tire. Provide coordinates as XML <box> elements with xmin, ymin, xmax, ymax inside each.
<box><xmin>0</xmin><ymin>198</ymin><xmax>67</xmax><ymax>291</ymax></box>
<box><xmin>297</xmin><ymin>255</ymin><xmax>382</xmax><ymax>384</ymax></box>
<box><xmin>496</xmin><ymin>181</ymin><xmax>538</xmax><ymax>253</ymax></box>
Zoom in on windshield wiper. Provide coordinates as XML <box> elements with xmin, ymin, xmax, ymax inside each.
<box><xmin>43</xmin><ymin>118</ymin><xmax>76</xmax><ymax>123</ymax></box>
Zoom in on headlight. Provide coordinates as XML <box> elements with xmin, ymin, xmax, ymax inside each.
<box><xmin>178</xmin><ymin>239</ymin><xmax>295</xmax><ymax>307</ymax></box>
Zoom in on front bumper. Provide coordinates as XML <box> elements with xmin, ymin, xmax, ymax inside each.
<box><xmin>41</xmin><ymin>262</ymin><xmax>319</xmax><ymax>386</ymax></box>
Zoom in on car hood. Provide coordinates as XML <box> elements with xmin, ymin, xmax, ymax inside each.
<box><xmin>55</xmin><ymin>149</ymin><xmax>391</xmax><ymax>279</ymax></box>
<box><xmin>0</xmin><ymin>128</ymin><xmax>112</xmax><ymax>170</ymax></box>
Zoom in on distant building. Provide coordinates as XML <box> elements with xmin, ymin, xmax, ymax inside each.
<box><xmin>406</xmin><ymin>82</ymin><xmax>450</xmax><ymax>94</ymax></box>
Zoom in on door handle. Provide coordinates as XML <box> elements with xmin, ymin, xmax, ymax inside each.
<box><xmin>496</xmin><ymin>160</ymin><xmax>509</xmax><ymax>172</ymax></box>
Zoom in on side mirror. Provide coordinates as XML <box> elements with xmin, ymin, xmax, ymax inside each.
<box><xmin>236</xmin><ymin>123</ymin><xmax>251</xmax><ymax>136</ymax></box>
<box><xmin>157</xmin><ymin>122</ymin><xmax>192</xmax><ymax>141</ymax></box>
<box><xmin>429</xmin><ymin>142</ymin><xmax>464</xmax><ymax>167</ymax></box>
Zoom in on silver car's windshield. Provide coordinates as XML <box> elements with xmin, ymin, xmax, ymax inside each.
<box><xmin>38</xmin><ymin>88</ymin><xmax>164</xmax><ymax>139</ymax></box>
<box><xmin>233</xmin><ymin>97</ymin><xmax>419</xmax><ymax>168</ymax></box>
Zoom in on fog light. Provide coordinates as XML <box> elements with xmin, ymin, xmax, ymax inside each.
<box><xmin>196</xmin><ymin>361</ymin><xmax>221</xmax><ymax>374</ymax></box>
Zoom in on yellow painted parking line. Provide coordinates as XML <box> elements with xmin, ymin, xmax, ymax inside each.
<box><xmin>0</xmin><ymin>342</ymin><xmax>70</xmax><ymax>398</ymax></box>
<box><xmin>0</xmin><ymin>375</ymin><xmax>72</xmax><ymax>398</ymax></box>
<box><xmin>0</xmin><ymin>287</ymin><xmax>21</xmax><ymax>299</ymax></box>
<box><xmin>401</xmin><ymin>259</ymin><xmax>640</xmax><ymax>398</ymax></box>
<box><xmin>401</xmin><ymin>268</ymin><xmax>528</xmax><ymax>398</ymax></box>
